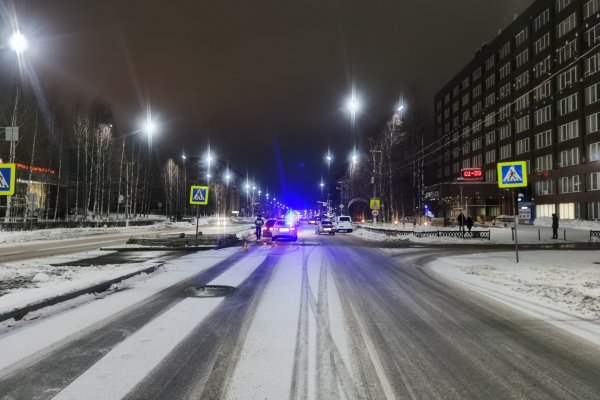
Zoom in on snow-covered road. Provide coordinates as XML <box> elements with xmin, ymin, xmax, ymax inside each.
<box><xmin>0</xmin><ymin>225</ymin><xmax>599</xmax><ymax>399</ymax></box>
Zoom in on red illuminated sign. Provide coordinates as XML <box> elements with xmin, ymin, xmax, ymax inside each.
<box><xmin>461</xmin><ymin>168</ymin><xmax>483</xmax><ymax>181</ymax></box>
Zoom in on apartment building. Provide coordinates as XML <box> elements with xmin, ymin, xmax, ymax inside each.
<box><xmin>430</xmin><ymin>0</ymin><xmax>600</xmax><ymax>221</ymax></box>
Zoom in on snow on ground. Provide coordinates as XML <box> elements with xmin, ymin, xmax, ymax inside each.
<box><xmin>428</xmin><ymin>250</ymin><xmax>600</xmax><ymax>345</ymax></box>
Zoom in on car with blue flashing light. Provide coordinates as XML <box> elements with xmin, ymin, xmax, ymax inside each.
<box><xmin>315</xmin><ymin>219</ymin><xmax>336</xmax><ymax>235</ymax></box>
<box><xmin>335</xmin><ymin>216</ymin><xmax>353</xmax><ymax>232</ymax></box>
<box><xmin>272</xmin><ymin>219</ymin><xmax>298</xmax><ymax>241</ymax></box>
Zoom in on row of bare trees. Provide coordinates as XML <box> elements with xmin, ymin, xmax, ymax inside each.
<box><xmin>0</xmin><ymin>80</ymin><xmax>158</xmax><ymax>222</ymax></box>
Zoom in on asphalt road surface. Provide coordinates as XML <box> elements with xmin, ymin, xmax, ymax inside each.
<box><xmin>0</xmin><ymin>225</ymin><xmax>599</xmax><ymax>399</ymax></box>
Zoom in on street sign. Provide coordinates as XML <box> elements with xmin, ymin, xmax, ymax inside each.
<box><xmin>339</xmin><ymin>204</ymin><xmax>344</xmax><ymax>209</ymax></box>
<box><xmin>370</xmin><ymin>199</ymin><xmax>381</xmax><ymax>210</ymax></box>
<box><xmin>497</xmin><ymin>161</ymin><xmax>527</xmax><ymax>188</ymax></box>
<box><xmin>4</xmin><ymin>127</ymin><xmax>18</xmax><ymax>142</ymax></box>
<box><xmin>0</xmin><ymin>163</ymin><xmax>16</xmax><ymax>196</ymax></box>
<box><xmin>372</xmin><ymin>209</ymin><xmax>379</xmax><ymax>216</ymax></box>
<box><xmin>190</xmin><ymin>186</ymin><xmax>209</xmax><ymax>205</ymax></box>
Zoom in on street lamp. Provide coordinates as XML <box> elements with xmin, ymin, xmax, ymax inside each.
<box><xmin>182</xmin><ymin>154</ymin><xmax>187</xmax><ymax>217</ymax></box>
<box><xmin>8</xmin><ymin>31</ymin><xmax>28</xmax><ymax>55</ymax></box>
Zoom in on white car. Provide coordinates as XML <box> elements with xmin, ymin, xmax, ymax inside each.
<box><xmin>336</xmin><ymin>216</ymin><xmax>353</xmax><ymax>232</ymax></box>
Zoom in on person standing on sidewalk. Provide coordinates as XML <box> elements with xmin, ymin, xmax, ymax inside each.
<box><xmin>552</xmin><ymin>213</ymin><xmax>559</xmax><ymax>239</ymax></box>
<box><xmin>254</xmin><ymin>215</ymin><xmax>264</xmax><ymax>240</ymax></box>
<box><xmin>457</xmin><ymin>211</ymin><xmax>466</xmax><ymax>233</ymax></box>
<box><xmin>466</xmin><ymin>215</ymin><xmax>474</xmax><ymax>233</ymax></box>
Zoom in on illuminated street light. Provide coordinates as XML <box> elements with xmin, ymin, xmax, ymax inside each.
<box><xmin>9</xmin><ymin>32</ymin><xmax>28</xmax><ymax>55</ymax></box>
<box><xmin>397</xmin><ymin>104</ymin><xmax>405</xmax><ymax>112</ymax></box>
<box><xmin>347</xmin><ymin>97</ymin><xmax>360</xmax><ymax>114</ymax></box>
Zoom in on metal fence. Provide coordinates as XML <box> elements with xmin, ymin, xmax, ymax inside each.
<box><xmin>357</xmin><ymin>225</ymin><xmax>491</xmax><ymax>240</ymax></box>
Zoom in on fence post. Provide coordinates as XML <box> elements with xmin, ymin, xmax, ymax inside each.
<box><xmin>563</xmin><ymin>229</ymin><xmax>566</xmax><ymax>241</ymax></box>
<box><xmin>538</xmin><ymin>229</ymin><xmax>540</xmax><ymax>241</ymax></box>
<box><xmin>511</xmin><ymin>227</ymin><xmax>514</xmax><ymax>241</ymax></box>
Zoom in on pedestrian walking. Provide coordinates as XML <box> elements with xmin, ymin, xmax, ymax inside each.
<box><xmin>552</xmin><ymin>213</ymin><xmax>559</xmax><ymax>239</ymax></box>
<box><xmin>457</xmin><ymin>211</ymin><xmax>466</xmax><ymax>232</ymax></box>
<box><xmin>466</xmin><ymin>215</ymin><xmax>474</xmax><ymax>232</ymax></box>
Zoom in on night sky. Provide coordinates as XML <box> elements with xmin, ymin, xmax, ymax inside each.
<box><xmin>5</xmin><ymin>0</ymin><xmax>533</xmax><ymax>209</ymax></box>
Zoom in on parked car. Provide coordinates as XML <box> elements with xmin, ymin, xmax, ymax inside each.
<box><xmin>262</xmin><ymin>218</ymin><xmax>277</xmax><ymax>237</ymax></box>
<box><xmin>308</xmin><ymin>217</ymin><xmax>317</xmax><ymax>225</ymax></box>
<box><xmin>315</xmin><ymin>220</ymin><xmax>336</xmax><ymax>235</ymax></box>
<box><xmin>336</xmin><ymin>215</ymin><xmax>353</xmax><ymax>232</ymax></box>
<box><xmin>272</xmin><ymin>219</ymin><xmax>298</xmax><ymax>241</ymax></box>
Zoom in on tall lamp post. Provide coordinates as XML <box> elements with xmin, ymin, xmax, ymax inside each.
<box><xmin>181</xmin><ymin>154</ymin><xmax>187</xmax><ymax>218</ymax></box>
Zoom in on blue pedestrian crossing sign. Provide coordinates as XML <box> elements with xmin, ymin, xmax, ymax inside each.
<box><xmin>497</xmin><ymin>161</ymin><xmax>527</xmax><ymax>188</ymax></box>
<box><xmin>189</xmin><ymin>186</ymin><xmax>209</xmax><ymax>205</ymax></box>
<box><xmin>0</xmin><ymin>163</ymin><xmax>16</xmax><ymax>196</ymax></box>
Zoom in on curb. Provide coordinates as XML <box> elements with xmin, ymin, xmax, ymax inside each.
<box><xmin>0</xmin><ymin>264</ymin><xmax>162</xmax><ymax>323</ymax></box>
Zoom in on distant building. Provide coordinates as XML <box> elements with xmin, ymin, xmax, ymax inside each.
<box><xmin>429</xmin><ymin>0</ymin><xmax>600</xmax><ymax>221</ymax></box>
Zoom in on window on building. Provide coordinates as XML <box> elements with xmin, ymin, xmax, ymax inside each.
<box><xmin>589</xmin><ymin>173</ymin><xmax>600</xmax><ymax>191</ymax></box>
<box><xmin>536</xmin><ymin>153</ymin><xmax>553</xmax><ymax>171</ymax></box>
<box><xmin>436</xmin><ymin>100</ymin><xmax>442</xmax><ymax>110</ymax></box>
<box><xmin>558</xmin><ymin>120</ymin><xmax>580</xmax><ymax>141</ymax></box>
<box><xmin>472</xmin><ymin>154</ymin><xmax>483</xmax><ymax>167</ymax></box>
<box><xmin>515</xmin><ymin>70</ymin><xmax>530</xmax><ymax>90</ymax></box>
<box><xmin>584</xmin><ymin>0</ymin><xmax>600</xmax><ymax>19</ymax></box>
<box><xmin>462</xmin><ymin>158</ymin><xmax>471</xmax><ymax>169</ymax></box>
<box><xmin>453</xmin><ymin>85</ymin><xmax>459</xmax><ymax>97</ymax></box>
<box><xmin>515</xmin><ymin>115</ymin><xmax>530</xmax><ymax>133</ymax></box>
<box><xmin>472</xmin><ymin>67</ymin><xmax>482</xmax><ymax>81</ymax></box>
<box><xmin>535</xmin><ymin>179</ymin><xmax>554</xmax><ymax>195</ymax></box>
<box><xmin>498</xmin><ymin>84</ymin><xmax>510</xmax><ymax>100</ymax></box>
<box><xmin>500</xmin><ymin>144</ymin><xmax>512</xmax><ymax>159</ymax></box>
<box><xmin>534</xmin><ymin>56</ymin><xmax>551</xmax><ymax>79</ymax></box>
<box><xmin>558</xmin><ymin>38</ymin><xmax>577</xmax><ymax>64</ymax></box>
<box><xmin>444</xmin><ymin>122</ymin><xmax>450</xmax><ymax>133</ymax></box>
<box><xmin>559</xmin><ymin>147</ymin><xmax>580</xmax><ymax>167</ymax></box>
<box><xmin>485</xmin><ymin>130</ymin><xmax>496</xmax><ymax>145</ymax></box>
<box><xmin>534</xmin><ymin>80</ymin><xmax>552</xmax><ymax>101</ymax></box>
<box><xmin>556</xmin><ymin>66</ymin><xmax>577</xmax><ymax>90</ymax></box>
<box><xmin>535</xmin><ymin>105</ymin><xmax>552</xmax><ymax>125</ymax></box>
<box><xmin>588</xmin><ymin>201</ymin><xmax>600</xmax><ymax>219</ymax></box>
<box><xmin>436</xmin><ymin>114</ymin><xmax>442</xmax><ymax>124</ymax></box>
<box><xmin>452</xmin><ymin>162</ymin><xmax>460</xmax><ymax>174</ymax></box>
<box><xmin>556</xmin><ymin>0</ymin><xmax>573</xmax><ymax>13</ymax></box>
<box><xmin>584</xmin><ymin>52</ymin><xmax>600</xmax><ymax>77</ymax></box>
<box><xmin>485</xmin><ymin>113</ymin><xmax>496</xmax><ymax>127</ymax></box>
<box><xmin>515</xmin><ymin>93</ymin><xmax>530</xmax><ymax>112</ymax></box>
<box><xmin>589</xmin><ymin>141</ymin><xmax>600</xmax><ymax>161</ymax></box>
<box><xmin>557</xmin><ymin>12</ymin><xmax>577</xmax><ymax>39</ymax></box>
<box><xmin>472</xmin><ymin>101</ymin><xmax>482</xmax><ymax>116</ymax></box>
<box><xmin>535</xmin><ymin>129</ymin><xmax>553</xmax><ymax>149</ymax></box>
<box><xmin>472</xmin><ymin>137</ymin><xmax>482</xmax><ymax>151</ymax></box>
<box><xmin>485</xmin><ymin>55</ymin><xmax>495</xmax><ymax>71</ymax></box>
<box><xmin>499</xmin><ymin>122</ymin><xmax>512</xmax><ymax>140</ymax></box>
<box><xmin>516</xmin><ymin>137</ymin><xmax>530</xmax><ymax>155</ymax></box>
<box><xmin>472</xmin><ymin>84</ymin><xmax>482</xmax><ymax>98</ymax></box>
<box><xmin>485</xmin><ymin>168</ymin><xmax>497</xmax><ymax>182</ymax></box>
<box><xmin>452</xmin><ymin>147</ymin><xmax>460</xmax><ymax>158</ymax></box>
<box><xmin>499</xmin><ymin>63</ymin><xmax>511</xmax><ymax>80</ymax></box>
<box><xmin>515</xmin><ymin>28</ymin><xmax>529</xmax><ymax>47</ymax></box>
<box><xmin>557</xmin><ymin>93</ymin><xmax>578</xmax><ymax>116</ymax></box>
<box><xmin>586</xmin><ymin>112</ymin><xmax>600</xmax><ymax>133</ymax></box>
<box><xmin>499</xmin><ymin>41</ymin><xmax>511</xmax><ymax>59</ymax></box>
<box><xmin>485</xmin><ymin>149</ymin><xmax>496</xmax><ymax>164</ymax></box>
<box><xmin>472</xmin><ymin>119</ymin><xmax>482</xmax><ymax>133</ymax></box>
<box><xmin>485</xmin><ymin>74</ymin><xmax>496</xmax><ymax>90</ymax></box>
<box><xmin>498</xmin><ymin>104</ymin><xmax>511</xmax><ymax>121</ymax></box>
<box><xmin>484</xmin><ymin>93</ymin><xmax>495</xmax><ymax>108</ymax></box>
<box><xmin>559</xmin><ymin>175</ymin><xmax>581</xmax><ymax>193</ymax></box>
<box><xmin>462</xmin><ymin>109</ymin><xmax>470</xmax><ymax>123</ymax></box>
<box><xmin>461</xmin><ymin>76</ymin><xmax>470</xmax><ymax>90</ymax></box>
<box><xmin>515</xmin><ymin>49</ymin><xmax>529</xmax><ymax>68</ymax></box>
<box><xmin>462</xmin><ymin>141</ymin><xmax>470</xmax><ymax>154</ymax></box>
<box><xmin>462</xmin><ymin>93</ymin><xmax>470</xmax><ymax>106</ymax></box>
<box><xmin>534</xmin><ymin>9</ymin><xmax>550</xmax><ymax>31</ymax></box>
<box><xmin>534</xmin><ymin>33</ymin><xmax>550</xmax><ymax>55</ymax></box>
<box><xmin>453</xmin><ymin>101</ymin><xmax>459</xmax><ymax>112</ymax></box>
<box><xmin>453</xmin><ymin>116</ymin><xmax>460</xmax><ymax>128</ymax></box>
<box><xmin>585</xmin><ymin>82</ymin><xmax>600</xmax><ymax>105</ymax></box>
<box><xmin>462</xmin><ymin>126</ymin><xmax>470</xmax><ymax>139</ymax></box>
<box><xmin>444</xmin><ymin>108</ymin><xmax>450</xmax><ymax>118</ymax></box>
<box><xmin>444</xmin><ymin>93</ymin><xmax>450</xmax><ymax>104</ymax></box>
<box><xmin>585</xmin><ymin>23</ymin><xmax>600</xmax><ymax>47</ymax></box>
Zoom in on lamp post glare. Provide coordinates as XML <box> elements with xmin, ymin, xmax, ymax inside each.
<box><xmin>397</xmin><ymin>104</ymin><xmax>405</xmax><ymax>112</ymax></box>
<box><xmin>9</xmin><ymin>32</ymin><xmax>28</xmax><ymax>55</ymax></box>
<box><xmin>347</xmin><ymin>98</ymin><xmax>359</xmax><ymax>114</ymax></box>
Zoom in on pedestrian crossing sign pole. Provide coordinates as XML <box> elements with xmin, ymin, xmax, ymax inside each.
<box><xmin>190</xmin><ymin>186</ymin><xmax>209</xmax><ymax>246</ymax></box>
<box><xmin>496</xmin><ymin>161</ymin><xmax>528</xmax><ymax>264</ymax></box>
<box><xmin>0</xmin><ymin>163</ymin><xmax>16</xmax><ymax>196</ymax></box>
<box><xmin>497</xmin><ymin>161</ymin><xmax>527</xmax><ymax>188</ymax></box>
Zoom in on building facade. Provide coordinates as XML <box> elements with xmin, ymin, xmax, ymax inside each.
<box><xmin>430</xmin><ymin>0</ymin><xmax>600</xmax><ymax>221</ymax></box>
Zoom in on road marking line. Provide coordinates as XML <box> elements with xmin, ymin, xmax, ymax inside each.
<box><xmin>52</xmin><ymin>297</ymin><xmax>223</xmax><ymax>400</ymax></box>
